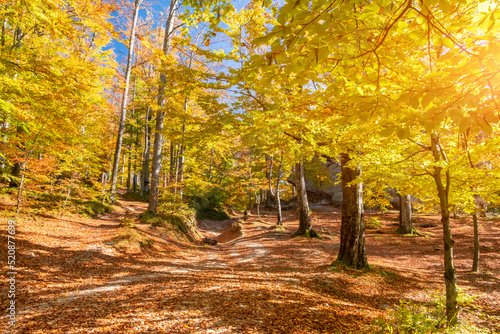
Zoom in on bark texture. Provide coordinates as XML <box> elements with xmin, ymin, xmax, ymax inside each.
<box><xmin>140</xmin><ymin>106</ymin><xmax>151</xmax><ymax>196</ymax></box>
<box><xmin>110</xmin><ymin>0</ymin><xmax>142</xmax><ymax>202</ymax></box>
<box><xmin>472</xmin><ymin>214</ymin><xmax>480</xmax><ymax>272</ymax></box>
<box><xmin>397</xmin><ymin>194</ymin><xmax>413</xmax><ymax>234</ymax></box>
<box><xmin>292</xmin><ymin>160</ymin><xmax>318</xmax><ymax>238</ymax></box>
<box><xmin>276</xmin><ymin>153</ymin><xmax>283</xmax><ymax>225</ymax></box>
<box><xmin>148</xmin><ymin>0</ymin><xmax>178</xmax><ymax>212</ymax></box>
<box><xmin>430</xmin><ymin>133</ymin><xmax>458</xmax><ymax>326</ymax></box>
<box><xmin>335</xmin><ymin>152</ymin><xmax>367</xmax><ymax>269</ymax></box>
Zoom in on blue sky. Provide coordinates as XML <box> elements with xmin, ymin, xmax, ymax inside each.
<box><xmin>106</xmin><ymin>0</ymin><xmax>252</xmax><ymax>67</ymax></box>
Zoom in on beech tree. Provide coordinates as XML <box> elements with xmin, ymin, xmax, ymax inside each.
<box><xmin>247</xmin><ymin>0</ymin><xmax>500</xmax><ymax>325</ymax></box>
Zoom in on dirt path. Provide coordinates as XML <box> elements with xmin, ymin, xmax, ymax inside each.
<box><xmin>1</xmin><ymin>195</ymin><xmax>499</xmax><ymax>333</ymax></box>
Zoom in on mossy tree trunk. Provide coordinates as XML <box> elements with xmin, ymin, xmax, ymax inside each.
<box><xmin>335</xmin><ymin>152</ymin><xmax>367</xmax><ymax>269</ymax></box>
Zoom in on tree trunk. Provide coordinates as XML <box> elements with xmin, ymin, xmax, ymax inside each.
<box><xmin>61</xmin><ymin>179</ymin><xmax>72</xmax><ymax>217</ymax></box>
<box><xmin>255</xmin><ymin>191</ymin><xmax>261</xmax><ymax>219</ymax></box>
<box><xmin>276</xmin><ymin>153</ymin><xmax>283</xmax><ymax>225</ymax></box>
<box><xmin>170</xmin><ymin>142</ymin><xmax>175</xmax><ymax>186</ymax></box>
<box><xmin>266</xmin><ymin>154</ymin><xmax>274</xmax><ymax>208</ymax></box>
<box><xmin>15</xmin><ymin>168</ymin><xmax>25</xmax><ymax>215</ymax></box>
<box><xmin>472</xmin><ymin>213</ymin><xmax>479</xmax><ymax>272</ymax></box>
<box><xmin>126</xmin><ymin>147</ymin><xmax>131</xmax><ymax>192</ymax></box>
<box><xmin>148</xmin><ymin>0</ymin><xmax>179</xmax><ymax>213</ymax></box>
<box><xmin>292</xmin><ymin>160</ymin><xmax>318</xmax><ymax>238</ymax></box>
<box><xmin>430</xmin><ymin>132</ymin><xmax>458</xmax><ymax>326</ymax></box>
<box><xmin>120</xmin><ymin>152</ymin><xmax>125</xmax><ymax>185</ymax></box>
<box><xmin>208</xmin><ymin>147</ymin><xmax>214</xmax><ymax>181</ymax></box>
<box><xmin>110</xmin><ymin>0</ymin><xmax>142</xmax><ymax>202</ymax></box>
<box><xmin>397</xmin><ymin>194</ymin><xmax>413</xmax><ymax>234</ymax></box>
<box><xmin>335</xmin><ymin>152</ymin><xmax>367</xmax><ymax>269</ymax></box>
<box><xmin>291</xmin><ymin>165</ymin><xmax>295</xmax><ymax>198</ymax></box>
<box><xmin>140</xmin><ymin>106</ymin><xmax>151</xmax><ymax>196</ymax></box>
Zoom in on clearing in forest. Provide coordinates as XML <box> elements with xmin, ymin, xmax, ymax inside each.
<box><xmin>0</xmin><ymin>195</ymin><xmax>499</xmax><ymax>334</ymax></box>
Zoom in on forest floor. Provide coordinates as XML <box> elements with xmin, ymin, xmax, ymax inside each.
<box><xmin>1</xmin><ymin>194</ymin><xmax>499</xmax><ymax>333</ymax></box>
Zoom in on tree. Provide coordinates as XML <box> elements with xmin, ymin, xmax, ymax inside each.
<box><xmin>110</xmin><ymin>0</ymin><xmax>144</xmax><ymax>202</ymax></box>
<box><xmin>336</xmin><ymin>152</ymin><xmax>368</xmax><ymax>268</ymax></box>
<box><xmin>148</xmin><ymin>0</ymin><xmax>179</xmax><ymax>213</ymax></box>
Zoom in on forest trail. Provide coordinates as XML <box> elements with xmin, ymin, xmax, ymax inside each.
<box><xmin>1</xmin><ymin>194</ymin><xmax>499</xmax><ymax>333</ymax></box>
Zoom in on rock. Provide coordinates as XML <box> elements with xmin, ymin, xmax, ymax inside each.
<box><xmin>288</xmin><ymin>155</ymin><xmax>343</xmax><ymax>205</ymax></box>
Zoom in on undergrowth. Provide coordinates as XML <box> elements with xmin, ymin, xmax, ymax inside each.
<box><xmin>371</xmin><ymin>288</ymin><xmax>492</xmax><ymax>333</ymax></box>
<box><xmin>138</xmin><ymin>197</ymin><xmax>202</xmax><ymax>242</ymax></box>
<box><xmin>1</xmin><ymin>187</ymin><xmax>112</xmax><ymax>217</ymax></box>
<box><xmin>112</xmin><ymin>227</ymin><xmax>154</xmax><ymax>248</ymax></box>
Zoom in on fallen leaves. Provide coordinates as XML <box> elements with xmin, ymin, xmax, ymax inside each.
<box><xmin>0</xmin><ymin>199</ymin><xmax>499</xmax><ymax>333</ymax></box>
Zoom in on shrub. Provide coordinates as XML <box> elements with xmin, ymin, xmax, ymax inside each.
<box><xmin>366</xmin><ymin>216</ymin><xmax>382</xmax><ymax>229</ymax></box>
<box><xmin>188</xmin><ymin>187</ymin><xmax>229</xmax><ymax>220</ymax></box>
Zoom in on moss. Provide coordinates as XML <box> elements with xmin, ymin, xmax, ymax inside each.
<box><xmin>74</xmin><ymin>200</ymin><xmax>112</xmax><ymax>217</ymax></box>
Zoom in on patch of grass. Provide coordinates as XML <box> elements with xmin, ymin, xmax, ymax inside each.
<box><xmin>138</xmin><ymin>206</ymin><xmax>201</xmax><ymax>243</ymax></box>
<box><xmin>370</xmin><ymin>288</ymin><xmax>492</xmax><ymax>334</ymax></box>
<box><xmin>74</xmin><ymin>200</ymin><xmax>112</xmax><ymax>217</ymax></box>
<box><xmin>372</xmin><ymin>267</ymin><xmax>399</xmax><ymax>281</ymax></box>
<box><xmin>112</xmin><ymin>227</ymin><xmax>154</xmax><ymax>248</ymax></box>
<box><xmin>138</xmin><ymin>210</ymin><xmax>164</xmax><ymax>226</ymax></box>
<box><xmin>120</xmin><ymin>218</ymin><xmax>135</xmax><ymax>228</ymax></box>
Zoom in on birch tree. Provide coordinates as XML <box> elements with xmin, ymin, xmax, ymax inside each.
<box><xmin>110</xmin><ymin>0</ymin><xmax>143</xmax><ymax>202</ymax></box>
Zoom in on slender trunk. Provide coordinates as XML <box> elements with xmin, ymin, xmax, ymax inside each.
<box><xmin>336</xmin><ymin>152</ymin><xmax>367</xmax><ymax>269</ymax></box>
<box><xmin>472</xmin><ymin>214</ymin><xmax>480</xmax><ymax>272</ymax></box>
<box><xmin>397</xmin><ymin>194</ymin><xmax>413</xmax><ymax>234</ymax></box>
<box><xmin>148</xmin><ymin>0</ymin><xmax>179</xmax><ymax>212</ymax></box>
<box><xmin>430</xmin><ymin>132</ymin><xmax>458</xmax><ymax>326</ymax></box>
<box><xmin>120</xmin><ymin>149</ymin><xmax>125</xmax><ymax>185</ymax></box>
<box><xmin>15</xmin><ymin>169</ymin><xmax>25</xmax><ymax>215</ymax></box>
<box><xmin>266</xmin><ymin>155</ymin><xmax>274</xmax><ymax>208</ymax></box>
<box><xmin>140</xmin><ymin>106</ymin><xmax>151</xmax><ymax>196</ymax></box>
<box><xmin>101</xmin><ymin>171</ymin><xmax>107</xmax><ymax>188</ymax></box>
<box><xmin>132</xmin><ymin>79</ymin><xmax>138</xmax><ymax>193</ymax></box>
<box><xmin>178</xmin><ymin>98</ymin><xmax>187</xmax><ymax>201</ymax></box>
<box><xmin>291</xmin><ymin>165</ymin><xmax>295</xmax><ymax>198</ymax></box>
<box><xmin>276</xmin><ymin>152</ymin><xmax>283</xmax><ymax>225</ymax></box>
<box><xmin>292</xmin><ymin>160</ymin><xmax>318</xmax><ymax>238</ymax></box>
<box><xmin>61</xmin><ymin>180</ymin><xmax>72</xmax><ymax>217</ymax></box>
<box><xmin>208</xmin><ymin>147</ymin><xmax>214</xmax><ymax>181</ymax></box>
<box><xmin>126</xmin><ymin>147</ymin><xmax>132</xmax><ymax>191</ymax></box>
<box><xmin>170</xmin><ymin>142</ymin><xmax>175</xmax><ymax>186</ymax></box>
<box><xmin>255</xmin><ymin>191</ymin><xmax>260</xmax><ymax>218</ymax></box>
<box><xmin>110</xmin><ymin>0</ymin><xmax>142</xmax><ymax>202</ymax></box>
<box><xmin>174</xmin><ymin>144</ymin><xmax>180</xmax><ymax>195</ymax></box>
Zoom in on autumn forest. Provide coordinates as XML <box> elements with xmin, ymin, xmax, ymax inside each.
<box><xmin>1</xmin><ymin>0</ymin><xmax>500</xmax><ymax>333</ymax></box>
